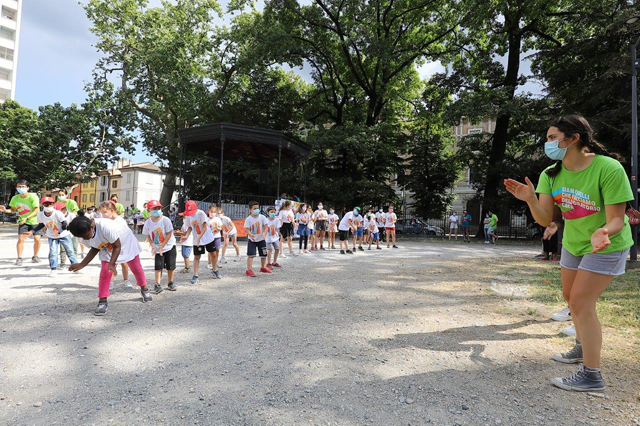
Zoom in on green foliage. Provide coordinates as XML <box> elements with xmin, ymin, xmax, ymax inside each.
<box><xmin>0</xmin><ymin>100</ymin><xmax>40</xmax><ymax>183</ymax></box>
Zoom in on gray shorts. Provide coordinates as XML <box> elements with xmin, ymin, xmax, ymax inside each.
<box><xmin>560</xmin><ymin>246</ymin><xmax>629</xmax><ymax>276</ymax></box>
<box><xmin>267</xmin><ymin>240</ymin><xmax>280</xmax><ymax>251</ymax></box>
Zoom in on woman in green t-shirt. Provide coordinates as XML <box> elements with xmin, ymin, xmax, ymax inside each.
<box><xmin>504</xmin><ymin>115</ymin><xmax>633</xmax><ymax>393</ymax></box>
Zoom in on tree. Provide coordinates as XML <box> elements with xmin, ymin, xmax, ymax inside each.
<box><xmin>0</xmin><ymin>100</ymin><xmax>41</xmax><ymax>185</ymax></box>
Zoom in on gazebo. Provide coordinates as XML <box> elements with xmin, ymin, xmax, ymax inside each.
<box><xmin>177</xmin><ymin>123</ymin><xmax>312</xmax><ymax>205</ymax></box>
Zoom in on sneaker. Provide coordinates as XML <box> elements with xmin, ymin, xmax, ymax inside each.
<box><xmin>266</xmin><ymin>264</ymin><xmax>274</xmax><ymax>271</ymax></box>
<box><xmin>211</xmin><ymin>269</ymin><xmax>218</xmax><ymax>279</ymax></box>
<box><xmin>154</xmin><ymin>284</ymin><xmax>163</xmax><ymax>294</ymax></box>
<box><xmin>235</xmin><ymin>256</ymin><xmax>241</xmax><ymax>262</ymax></box>
<box><xmin>320</xmin><ymin>247</ymin><xmax>325</xmax><ymax>251</ymax></box>
<box><xmin>140</xmin><ymin>287</ymin><xmax>153</xmax><ymax>302</ymax></box>
<box><xmin>331</xmin><ymin>246</ymin><xmax>336</xmax><ymax>250</ymax></box>
<box><xmin>48</xmin><ymin>269</ymin><xmax>57</xmax><ymax>277</ymax></box>
<box><xmin>122</xmin><ymin>280</ymin><xmax>133</xmax><ymax>288</ymax></box>
<box><xmin>180</xmin><ymin>267</ymin><xmax>190</xmax><ymax>274</ymax></box>
<box><xmin>246</xmin><ymin>269</ymin><xmax>256</xmax><ymax>277</ymax></box>
<box><xmin>358</xmin><ymin>246</ymin><xmax>364</xmax><ymax>251</ymax></box>
<box><xmin>271</xmin><ymin>263</ymin><xmax>282</xmax><ymax>268</ymax></box>
<box><xmin>220</xmin><ymin>257</ymin><xmax>227</xmax><ymax>264</ymax></box>
<box><xmin>562</xmin><ymin>324</ymin><xmax>576</xmax><ymax>338</ymax></box>
<box><xmin>190</xmin><ymin>275</ymin><xmax>199</xmax><ymax>285</ymax></box>
<box><xmin>551</xmin><ymin>364</ymin><xmax>605</xmax><ymax>392</ymax></box>
<box><xmin>59</xmin><ymin>262</ymin><xmax>66</xmax><ymax>269</ymax></box>
<box><xmin>368</xmin><ymin>247</ymin><xmax>371</xmax><ymax>251</ymax></box>
<box><xmin>168</xmin><ymin>282</ymin><xmax>177</xmax><ymax>291</ymax></box>
<box><xmin>94</xmin><ymin>301</ymin><xmax>108</xmax><ymax>316</ymax></box>
<box><xmin>109</xmin><ymin>281</ymin><xmax>116</xmax><ymax>291</ymax></box>
<box><xmin>15</xmin><ymin>258</ymin><xmax>22</xmax><ymax>266</ymax></box>
<box><xmin>214</xmin><ymin>270</ymin><xmax>222</xmax><ymax>279</ymax></box>
<box><xmin>346</xmin><ymin>250</ymin><xmax>353</xmax><ymax>254</ymax></box>
<box><xmin>207</xmin><ymin>263</ymin><xmax>213</xmax><ymax>270</ymax></box>
<box><xmin>551</xmin><ymin>306</ymin><xmax>571</xmax><ymax>322</ymax></box>
<box><xmin>393</xmin><ymin>245</ymin><xmax>398</xmax><ymax>249</ymax></box>
<box><xmin>340</xmin><ymin>250</ymin><xmax>346</xmax><ymax>254</ymax></box>
<box><xmin>260</xmin><ymin>267</ymin><xmax>272</xmax><ymax>274</ymax></box>
<box><xmin>484</xmin><ymin>241</ymin><xmax>490</xmax><ymax>244</ymax></box>
<box><xmin>553</xmin><ymin>343</ymin><xmax>583</xmax><ymax>364</ymax></box>
<box><xmin>387</xmin><ymin>244</ymin><xmax>390</xmax><ymax>248</ymax></box>
<box><xmin>32</xmin><ymin>256</ymin><xmax>41</xmax><ymax>263</ymax></box>
<box><xmin>280</xmin><ymin>252</ymin><xmax>287</xmax><ymax>258</ymax></box>
<box><xmin>376</xmin><ymin>246</ymin><xmax>382</xmax><ymax>250</ymax></box>
<box><xmin>303</xmin><ymin>249</ymin><xmax>308</xmax><ymax>254</ymax></box>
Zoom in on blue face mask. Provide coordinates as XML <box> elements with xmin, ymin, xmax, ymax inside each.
<box><xmin>269</xmin><ymin>212</ymin><xmax>276</xmax><ymax>218</ymax></box>
<box><xmin>544</xmin><ymin>138</ymin><xmax>568</xmax><ymax>161</ymax></box>
<box><xmin>353</xmin><ymin>210</ymin><xmax>359</xmax><ymax>216</ymax></box>
<box><xmin>150</xmin><ymin>210</ymin><xmax>162</xmax><ymax>217</ymax></box>
<box><xmin>252</xmin><ymin>209</ymin><xmax>260</xmax><ymax>215</ymax></box>
<box><xmin>17</xmin><ymin>188</ymin><xmax>27</xmax><ymax>195</ymax></box>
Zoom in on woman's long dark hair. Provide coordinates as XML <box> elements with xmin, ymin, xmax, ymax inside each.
<box><xmin>545</xmin><ymin>115</ymin><xmax>623</xmax><ymax>177</ymax></box>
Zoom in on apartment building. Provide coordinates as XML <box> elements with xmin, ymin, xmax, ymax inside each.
<box><xmin>0</xmin><ymin>0</ymin><xmax>22</xmax><ymax>103</ymax></box>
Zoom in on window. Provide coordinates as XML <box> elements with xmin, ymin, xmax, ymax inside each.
<box><xmin>90</xmin><ymin>180</ymin><xmax>95</xmax><ymax>188</ymax></box>
<box><xmin>82</xmin><ymin>194</ymin><xmax>87</xmax><ymax>203</ymax></box>
<box><xmin>126</xmin><ymin>173</ymin><xmax>131</xmax><ymax>184</ymax></box>
<box><xmin>101</xmin><ymin>176</ymin><xmax>106</xmax><ymax>186</ymax></box>
<box><xmin>0</xmin><ymin>68</ymin><xmax>9</xmax><ymax>81</ymax></box>
<box><xmin>90</xmin><ymin>194</ymin><xmax>95</xmax><ymax>202</ymax></box>
<box><xmin>100</xmin><ymin>193</ymin><xmax>106</xmax><ymax>202</ymax></box>
<box><xmin>125</xmin><ymin>190</ymin><xmax>131</xmax><ymax>201</ymax></box>
<box><xmin>1</xmin><ymin>7</ymin><xmax>16</xmax><ymax>21</ymax></box>
<box><xmin>0</xmin><ymin>27</ymin><xmax>14</xmax><ymax>41</ymax></box>
<box><xmin>112</xmin><ymin>180</ymin><xmax>117</xmax><ymax>188</ymax></box>
<box><xmin>0</xmin><ymin>47</ymin><xmax>13</xmax><ymax>61</ymax></box>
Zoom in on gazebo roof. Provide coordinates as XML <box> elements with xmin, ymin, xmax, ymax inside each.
<box><xmin>178</xmin><ymin>123</ymin><xmax>311</xmax><ymax>161</ymax></box>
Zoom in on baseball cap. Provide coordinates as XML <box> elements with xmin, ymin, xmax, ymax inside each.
<box><xmin>41</xmin><ymin>196</ymin><xmax>55</xmax><ymax>204</ymax></box>
<box><xmin>179</xmin><ymin>200</ymin><xmax>198</xmax><ymax>216</ymax></box>
<box><xmin>147</xmin><ymin>200</ymin><xmax>162</xmax><ymax>209</ymax></box>
<box><xmin>54</xmin><ymin>202</ymin><xmax>66</xmax><ymax>211</ymax></box>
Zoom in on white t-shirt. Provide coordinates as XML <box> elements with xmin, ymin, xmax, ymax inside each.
<box><xmin>279</xmin><ymin>209</ymin><xmax>294</xmax><ymax>224</ymax></box>
<box><xmin>328</xmin><ymin>213</ymin><xmax>339</xmax><ymax>226</ymax></box>
<box><xmin>180</xmin><ymin>223</ymin><xmax>193</xmax><ymax>246</ymax></box>
<box><xmin>338</xmin><ymin>211</ymin><xmax>356</xmax><ymax>231</ymax></box>
<box><xmin>314</xmin><ymin>209</ymin><xmax>328</xmax><ymax>221</ymax></box>
<box><xmin>353</xmin><ymin>213</ymin><xmax>364</xmax><ymax>228</ymax></box>
<box><xmin>37</xmin><ymin>211</ymin><xmax>70</xmax><ymax>239</ymax></box>
<box><xmin>83</xmin><ymin>218</ymin><xmax>142</xmax><ymax>264</ymax></box>
<box><xmin>208</xmin><ymin>216</ymin><xmax>223</xmax><ymax>239</ymax></box>
<box><xmin>375</xmin><ymin>212</ymin><xmax>385</xmax><ymax>228</ymax></box>
<box><xmin>64</xmin><ymin>211</ymin><xmax>77</xmax><ymax>224</ymax></box>
<box><xmin>296</xmin><ymin>212</ymin><xmax>311</xmax><ymax>225</ymax></box>
<box><xmin>449</xmin><ymin>215</ymin><xmax>459</xmax><ymax>227</ymax></box>
<box><xmin>183</xmin><ymin>210</ymin><xmax>214</xmax><ymax>246</ymax></box>
<box><xmin>244</xmin><ymin>214</ymin><xmax>269</xmax><ymax>242</ymax></box>
<box><xmin>266</xmin><ymin>217</ymin><xmax>281</xmax><ymax>243</ymax></box>
<box><xmin>368</xmin><ymin>218</ymin><xmax>379</xmax><ymax>233</ymax></box>
<box><xmin>384</xmin><ymin>212</ymin><xmax>397</xmax><ymax>228</ymax></box>
<box><xmin>142</xmin><ymin>216</ymin><xmax>176</xmax><ymax>253</ymax></box>
<box><xmin>220</xmin><ymin>214</ymin><xmax>237</xmax><ymax>236</ymax></box>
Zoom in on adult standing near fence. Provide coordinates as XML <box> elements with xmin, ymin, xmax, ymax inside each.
<box><xmin>448</xmin><ymin>211</ymin><xmax>459</xmax><ymax>241</ymax></box>
<box><xmin>384</xmin><ymin>205</ymin><xmax>398</xmax><ymax>248</ymax></box>
<box><xmin>488</xmin><ymin>210</ymin><xmax>499</xmax><ymax>244</ymax></box>
<box><xmin>0</xmin><ymin>180</ymin><xmax>43</xmax><ymax>266</ymax></box>
<box><xmin>505</xmin><ymin>114</ymin><xmax>633</xmax><ymax>392</ymax></box>
<box><xmin>461</xmin><ymin>210</ymin><xmax>472</xmax><ymax>243</ymax></box>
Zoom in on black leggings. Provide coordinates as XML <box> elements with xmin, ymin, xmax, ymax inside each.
<box><xmin>299</xmin><ymin>235</ymin><xmax>308</xmax><ymax>250</ymax></box>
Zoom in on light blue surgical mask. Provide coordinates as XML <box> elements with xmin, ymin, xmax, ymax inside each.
<box><xmin>269</xmin><ymin>212</ymin><xmax>276</xmax><ymax>218</ymax></box>
<box><xmin>252</xmin><ymin>209</ymin><xmax>260</xmax><ymax>215</ymax></box>
<box><xmin>544</xmin><ymin>138</ymin><xmax>568</xmax><ymax>161</ymax></box>
<box><xmin>151</xmin><ymin>210</ymin><xmax>162</xmax><ymax>217</ymax></box>
<box><xmin>17</xmin><ymin>188</ymin><xmax>27</xmax><ymax>195</ymax></box>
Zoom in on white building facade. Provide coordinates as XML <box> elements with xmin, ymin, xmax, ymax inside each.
<box><xmin>0</xmin><ymin>0</ymin><xmax>22</xmax><ymax>103</ymax></box>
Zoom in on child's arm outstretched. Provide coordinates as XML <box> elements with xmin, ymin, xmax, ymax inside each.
<box><xmin>69</xmin><ymin>247</ymin><xmax>100</xmax><ymax>272</ymax></box>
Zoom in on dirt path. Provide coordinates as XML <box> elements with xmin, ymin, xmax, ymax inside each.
<box><xmin>0</xmin><ymin>236</ymin><xmax>638</xmax><ymax>425</ymax></box>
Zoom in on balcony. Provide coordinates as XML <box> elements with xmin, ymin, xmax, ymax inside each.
<box><xmin>0</xmin><ymin>78</ymin><xmax>11</xmax><ymax>91</ymax></box>
<box><xmin>0</xmin><ymin>17</ymin><xmax>16</xmax><ymax>31</ymax></box>
<box><xmin>0</xmin><ymin>57</ymin><xmax>12</xmax><ymax>70</ymax></box>
<box><xmin>4</xmin><ymin>1</ymin><xmax>18</xmax><ymax>11</ymax></box>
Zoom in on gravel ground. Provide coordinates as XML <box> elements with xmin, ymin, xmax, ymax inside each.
<box><xmin>0</xmin><ymin>229</ymin><xmax>638</xmax><ymax>425</ymax></box>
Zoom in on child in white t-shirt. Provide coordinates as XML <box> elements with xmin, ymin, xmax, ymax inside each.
<box><xmin>367</xmin><ymin>212</ymin><xmax>381</xmax><ymax>250</ymax></box>
<box><xmin>219</xmin><ymin>207</ymin><xmax>240</xmax><ymax>262</ymax></box>
<box><xmin>142</xmin><ymin>200</ymin><xmax>177</xmax><ymax>293</ymax></box>
<box><xmin>265</xmin><ymin>206</ymin><xmax>282</xmax><ymax>269</ymax></box>
<box><xmin>244</xmin><ymin>201</ymin><xmax>270</xmax><ymax>277</ymax></box>
<box><xmin>174</xmin><ymin>221</ymin><xmax>193</xmax><ymax>274</ymax></box>
<box><xmin>33</xmin><ymin>197</ymin><xmax>78</xmax><ymax>275</ymax></box>
<box><xmin>278</xmin><ymin>200</ymin><xmax>296</xmax><ymax>256</ymax></box>
<box><xmin>68</xmin><ymin>216</ymin><xmax>152</xmax><ymax>316</ymax></box>
<box><xmin>206</xmin><ymin>205</ymin><xmax>223</xmax><ymax>279</ymax></box>
<box><xmin>179</xmin><ymin>200</ymin><xmax>216</xmax><ymax>285</ymax></box>
<box><xmin>327</xmin><ymin>208</ymin><xmax>339</xmax><ymax>249</ymax></box>
<box><xmin>384</xmin><ymin>205</ymin><xmax>398</xmax><ymax>248</ymax></box>
<box><xmin>295</xmin><ymin>203</ymin><xmax>311</xmax><ymax>254</ymax></box>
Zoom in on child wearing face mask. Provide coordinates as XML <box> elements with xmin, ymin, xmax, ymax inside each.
<box><xmin>206</xmin><ymin>205</ymin><xmax>223</xmax><ymax>279</ymax></box>
<box><xmin>98</xmin><ymin>201</ymin><xmax>134</xmax><ymax>289</ymax></box>
<box><xmin>351</xmin><ymin>207</ymin><xmax>364</xmax><ymax>252</ymax></box>
<box><xmin>59</xmin><ymin>204</ymin><xmax>79</xmax><ymax>267</ymax></box>
<box><xmin>143</xmin><ymin>200</ymin><xmax>177</xmax><ymax>293</ymax></box>
<box><xmin>327</xmin><ymin>208</ymin><xmax>339</xmax><ymax>249</ymax></box>
<box><xmin>385</xmin><ymin>205</ymin><xmax>398</xmax><ymax>248</ymax></box>
<box><xmin>367</xmin><ymin>212</ymin><xmax>381</xmax><ymax>250</ymax></box>
<box><xmin>296</xmin><ymin>203</ymin><xmax>311</xmax><ymax>254</ymax></box>
<box><xmin>338</xmin><ymin>207</ymin><xmax>358</xmax><ymax>254</ymax></box>
<box><xmin>179</xmin><ymin>200</ymin><xmax>217</xmax><ymax>285</ymax></box>
<box><xmin>278</xmin><ymin>200</ymin><xmax>296</xmax><ymax>256</ymax></box>
<box><xmin>313</xmin><ymin>203</ymin><xmax>328</xmax><ymax>250</ymax></box>
<box><xmin>33</xmin><ymin>197</ymin><xmax>78</xmax><ymax>276</ymax></box>
<box><xmin>265</xmin><ymin>207</ymin><xmax>282</xmax><ymax>269</ymax></box>
<box><xmin>244</xmin><ymin>201</ymin><xmax>270</xmax><ymax>276</ymax></box>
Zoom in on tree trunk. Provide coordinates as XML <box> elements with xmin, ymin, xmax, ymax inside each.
<box><xmin>160</xmin><ymin>169</ymin><xmax>177</xmax><ymax>210</ymax></box>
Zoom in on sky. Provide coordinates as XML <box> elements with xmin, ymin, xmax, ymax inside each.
<box><xmin>15</xmin><ymin>0</ymin><xmax>542</xmax><ymax>165</ymax></box>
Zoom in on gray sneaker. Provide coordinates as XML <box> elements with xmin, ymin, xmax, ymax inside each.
<box><xmin>167</xmin><ymin>282</ymin><xmax>177</xmax><ymax>291</ymax></box>
<box><xmin>153</xmin><ymin>284</ymin><xmax>163</xmax><ymax>294</ymax></box>
<box><xmin>15</xmin><ymin>258</ymin><xmax>23</xmax><ymax>266</ymax></box>
<box><xmin>552</xmin><ymin>343</ymin><xmax>583</xmax><ymax>364</ymax></box>
<box><xmin>551</xmin><ymin>364</ymin><xmax>605</xmax><ymax>392</ymax></box>
<box><xmin>190</xmin><ymin>275</ymin><xmax>199</xmax><ymax>284</ymax></box>
<box><xmin>140</xmin><ymin>287</ymin><xmax>153</xmax><ymax>303</ymax></box>
<box><xmin>214</xmin><ymin>270</ymin><xmax>222</xmax><ymax>279</ymax></box>
<box><xmin>32</xmin><ymin>256</ymin><xmax>41</xmax><ymax>263</ymax></box>
<box><xmin>94</xmin><ymin>301</ymin><xmax>108</xmax><ymax>316</ymax></box>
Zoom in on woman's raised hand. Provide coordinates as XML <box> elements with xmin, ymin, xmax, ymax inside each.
<box><xmin>504</xmin><ymin>177</ymin><xmax>536</xmax><ymax>203</ymax></box>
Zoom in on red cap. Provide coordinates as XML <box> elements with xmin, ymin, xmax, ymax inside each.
<box><xmin>179</xmin><ymin>200</ymin><xmax>197</xmax><ymax>216</ymax></box>
<box><xmin>41</xmin><ymin>196</ymin><xmax>55</xmax><ymax>204</ymax></box>
<box><xmin>109</xmin><ymin>200</ymin><xmax>117</xmax><ymax>206</ymax></box>
<box><xmin>147</xmin><ymin>200</ymin><xmax>162</xmax><ymax>209</ymax></box>
<box><xmin>54</xmin><ymin>202</ymin><xmax>66</xmax><ymax>211</ymax></box>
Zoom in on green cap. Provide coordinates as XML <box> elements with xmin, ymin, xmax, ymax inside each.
<box><xmin>355</xmin><ymin>206</ymin><xmax>361</xmax><ymax>211</ymax></box>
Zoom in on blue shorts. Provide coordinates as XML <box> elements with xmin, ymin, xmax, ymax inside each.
<box><xmin>297</xmin><ymin>224</ymin><xmax>309</xmax><ymax>236</ymax></box>
<box><xmin>371</xmin><ymin>232</ymin><xmax>379</xmax><ymax>241</ymax></box>
<box><xmin>309</xmin><ymin>229</ymin><xmax>315</xmax><ymax>235</ymax></box>
<box><xmin>181</xmin><ymin>245</ymin><xmax>192</xmax><ymax>259</ymax></box>
<box><xmin>354</xmin><ymin>227</ymin><xmax>364</xmax><ymax>237</ymax></box>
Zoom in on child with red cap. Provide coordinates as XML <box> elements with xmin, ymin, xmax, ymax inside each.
<box><xmin>32</xmin><ymin>197</ymin><xmax>78</xmax><ymax>276</ymax></box>
<box><xmin>143</xmin><ymin>200</ymin><xmax>178</xmax><ymax>293</ymax></box>
<box><xmin>179</xmin><ymin>200</ymin><xmax>216</xmax><ymax>284</ymax></box>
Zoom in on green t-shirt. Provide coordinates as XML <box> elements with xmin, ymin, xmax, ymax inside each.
<box><xmin>489</xmin><ymin>214</ymin><xmax>498</xmax><ymax>230</ymax></box>
<box><xmin>9</xmin><ymin>193</ymin><xmax>40</xmax><ymax>225</ymax></box>
<box><xmin>115</xmin><ymin>202</ymin><xmax>125</xmax><ymax>216</ymax></box>
<box><xmin>536</xmin><ymin>155</ymin><xmax>633</xmax><ymax>256</ymax></box>
<box><xmin>142</xmin><ymin>209</ymin><xmax>150</xmax><ymax>219</ymax></box>
<box><xmin>63</xmin><ymin>199</ymin><xmax>79</xmax><ymax>213</ymax></box>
